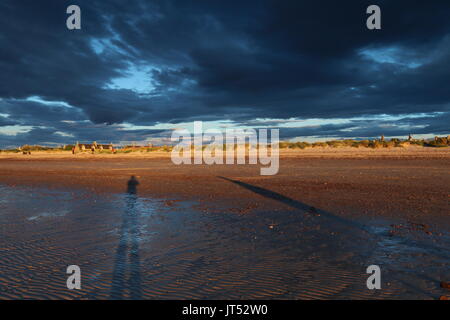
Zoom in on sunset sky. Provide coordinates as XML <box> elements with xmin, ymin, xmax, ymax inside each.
<box><xmin>0</xmin><ymin>0</ymin><xmax>449</xmax><ymax>147</ymax></box>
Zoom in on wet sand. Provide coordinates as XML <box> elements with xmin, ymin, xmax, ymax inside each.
<box><xmin>1</xmin><ymin>147</ymin><xmax>449</xmax><ymax>222</ymax></box>
<box><xmin>0</xmin><ymin>148</ymin><xmax>449</xmax><ymax>299</ymax></box>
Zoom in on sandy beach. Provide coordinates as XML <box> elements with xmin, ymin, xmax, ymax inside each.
<box><xmin>0</xmin><ymin>147</ymin><xmax>449</xmax><ymax>299</ymax></box>
<box><xmin>1</xmin><ymin>147</ymin><xmax>449</xmax><ymax>221</ymax></box>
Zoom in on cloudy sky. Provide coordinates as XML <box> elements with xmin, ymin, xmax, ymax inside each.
<box><xmin>0</xmin><ymin>0</ymin><xmax>449</xmax><ymax>147</ymax></box>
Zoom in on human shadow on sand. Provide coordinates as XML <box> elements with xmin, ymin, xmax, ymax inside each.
<box><xmin>218</xmin><ymin>176</ymin><xmax>367</xmax><ymax>232</ymax></box>
<box><xmin>110</xmin><ymin>176</ymin><xmax>142</xmax><ymax>299</ymax></box>
<box><xmin>218</xmin><ymin>176</ymin><xmax>450</xmax><ymax>262</ymax></box>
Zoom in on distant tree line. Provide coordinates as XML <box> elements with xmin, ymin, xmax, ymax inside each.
<box><xmin>0</xmin><ymin>136</ymin><xmax>449</xmax><ymax>153</ymax></box>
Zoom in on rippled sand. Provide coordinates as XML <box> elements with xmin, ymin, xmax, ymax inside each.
<box><xmin>0</xmin><ymin>182</ymin><xmax>448</xmax><ymax>299</ymax></box>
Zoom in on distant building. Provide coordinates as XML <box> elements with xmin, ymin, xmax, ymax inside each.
<box><xmin>73</xmin><ymin>141</ymin><xmax>113</xmax><ymax>153</ymax></box>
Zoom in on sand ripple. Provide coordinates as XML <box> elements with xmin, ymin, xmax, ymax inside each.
<box><xmin>0</xmin><ymin>184</ymin><xmax>448</xmax><ymax>299</ymax></box>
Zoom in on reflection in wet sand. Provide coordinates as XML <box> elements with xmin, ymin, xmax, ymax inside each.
<box><xmin>0</xmin><ymin>182</ymin><xmax>448</xmax><ymax>299</ymax></box>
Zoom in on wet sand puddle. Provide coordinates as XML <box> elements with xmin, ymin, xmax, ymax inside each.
<box><xmin>0</xmin><ymin>181</ymin><xmax>448</xmax><ymax>299</ymax></box>
<box><xmin>364</xmin><ymin>222</ymin><xmax>450</xmax><ymax>299</ymax></box>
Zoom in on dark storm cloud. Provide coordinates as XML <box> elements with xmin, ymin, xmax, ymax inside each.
<box><xmin>0</xmin><ymin>120</ymin><xmax>169</xmax><ymax>149</ymax></box>
<box><xmin>0</xmin><ymin>99</ymin><xmax>86</xmax><ymax>125</ymax></box>
<box><xmin>0</xmin><ymin>0</ymin><xmax>449</xmax><ymax>146</ymax></box>
<box><xmin>0</xmin><ymin>117</ymin><xmax>16</xmax><ymax>127</ymax></box>
<box><xmin>277</xmin><ymin>112</ymin><xmax>450</xmax><ymax>139</ymax></box>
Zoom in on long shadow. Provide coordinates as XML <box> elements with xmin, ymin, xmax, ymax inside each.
<box><xmin>218</xmin><ymin>176</ymin><xmax>367</xmax><ymax>233</ymax></box>
<box><xmin>218</xmin><ymin>176</ymin><xmax>450</xmax><ymax>261</ymax></box>
<box><xmin>110</xmin><ymin>176</ymin><xmax>142</xmax><ymax>299</ymax></box>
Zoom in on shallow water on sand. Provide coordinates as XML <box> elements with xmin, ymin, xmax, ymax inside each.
<box><xmin>0</xmin><ymin>184</ymin><xmax>448</xmax><ymax>299</ymax></box>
